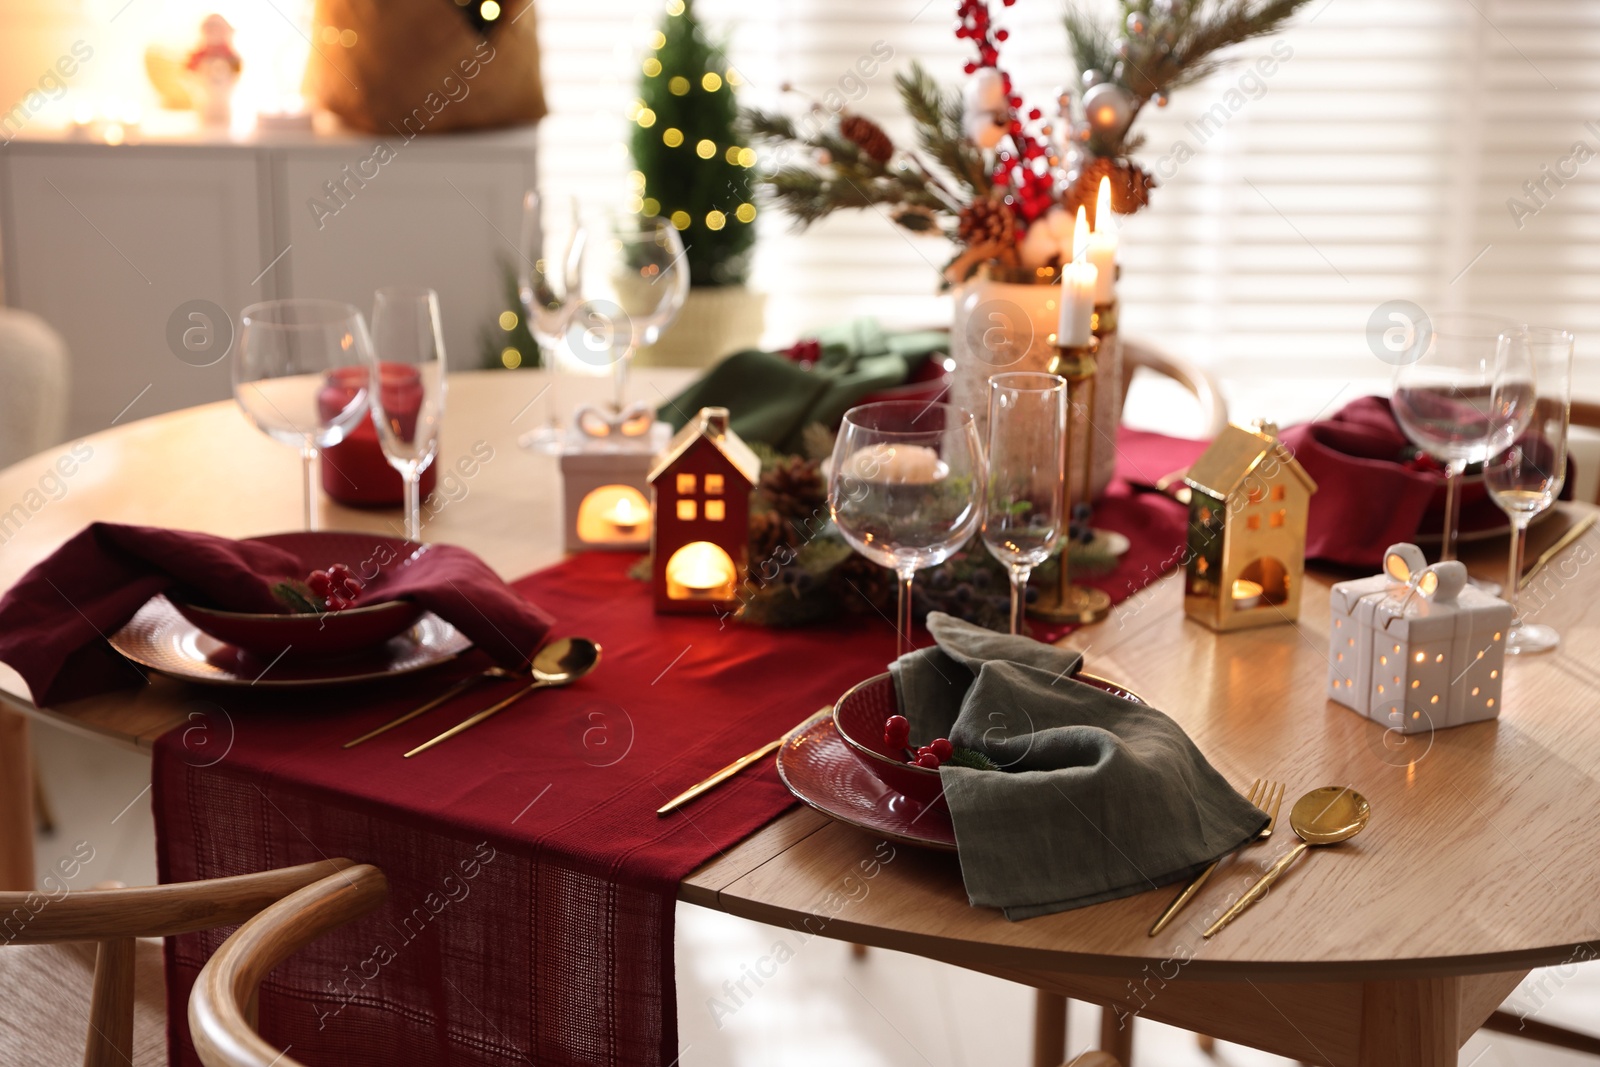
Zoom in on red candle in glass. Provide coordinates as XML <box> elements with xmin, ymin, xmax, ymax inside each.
<box><xmin>318</xmin><ymin>364</ymin><xmax>438</xmax><ymax>508</ymax></box>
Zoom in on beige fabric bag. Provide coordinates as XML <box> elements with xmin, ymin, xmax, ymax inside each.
<box><xmin>304</xmin><ymin>0</ymin><xmax>546</xmax><ymax>134</ymax></box>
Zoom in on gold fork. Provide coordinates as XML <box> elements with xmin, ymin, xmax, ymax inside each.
<box><xmin>1148</xmin><ymin>778</ymin><xmax>1286</xmax><ymax>937</ymax></box>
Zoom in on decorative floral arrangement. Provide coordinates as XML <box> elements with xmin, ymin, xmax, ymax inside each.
<box><xmin>742</xmin><ymin>0</ymin><xmax>1311</xmax><ymax>285</ymax></box>
<box><xmin>731</xmin><ymin>435</ymin><xmax>1117</xmax><ymax>630</ymax></box>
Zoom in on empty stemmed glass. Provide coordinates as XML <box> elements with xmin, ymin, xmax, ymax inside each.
<box><xmin>829</xmin><ymin>402</ymin><xmax>985</xmax><ymax>660</ymax></box>
<box><xmin>517</xmin><ymin>191</ymin><xmax>586</xmax><ymax>452</ymax></box>
<box><xmin>369</xmin><ymin>287</ymin><xmax>447</xmax><ymax>542</ymax></box>
<box><xmin>1392</xmin><ymin>313</ymin><xmax>1533</xmax><ymax>561</ymax></box>
<box><xmin>981</xmin><ymin>373</ymin><xmax>1068</xmax><ymax>635</ymax></box>
<box><xmin>235</xmin><ymin>300</ymin><xmax>374</xmax><ymax>530</ymax></box>
<box><xmin>1486</xmin><ymin>326</ymin><xmax>1574</xmax><ymax>654</ymax></box>
<box><xmin>573</xmin><ymin>213</ymin><xmax>689</xmax><ymax>411</ymax></box>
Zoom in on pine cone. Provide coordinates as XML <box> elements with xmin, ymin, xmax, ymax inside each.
<box><xmin>834</xmin><ymin>551</ymin><xmax>895</xmax><ymax>614</ymax></box>
<box><xmin>1065</xmin><ymin>157</ymin><xmax>1157</xmax><ymax>223</ymax></box>
<box><xmin>749</xmin><ymin>511</ymin><xmax>788</xmax><ymax>563</ymax></box>
<box><xmin>839</xmin><ymin>114</ymin><xmax>894</xmax><ymax>164</ymax></box>
<box><xmin>758</xmin><ymin>455</ymin><xmax>826</xmax><ymax>524</ymax></box>
<box><xmin>956</xmin><ymin>195</ymin><xmax>1018</xmax><ymax>250</ymax></box>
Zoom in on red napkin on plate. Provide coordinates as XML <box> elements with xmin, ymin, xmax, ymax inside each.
<box><xmin>0</xmin><ymin>523</ymin><xmax>552</xmax><ymax>706</ymax></box>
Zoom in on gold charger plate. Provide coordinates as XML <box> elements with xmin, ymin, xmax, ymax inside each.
<box><xmin>108</xmin><ymin>595</ymin><xmax>471</xmax><ymax>687</ymax></box>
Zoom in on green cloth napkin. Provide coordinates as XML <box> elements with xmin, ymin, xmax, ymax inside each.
<box><xmin>656</xmin><ymin>318</ymin><xmax>949</xmax><ymax>453</ymax></box>
<box><xmin>894</xmin><ymin>613</ymin><xmax>1268</xmax><ymax>920</ymax></box>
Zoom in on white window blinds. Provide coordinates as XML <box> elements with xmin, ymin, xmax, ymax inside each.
<box><xmin>513</xmin><ymin>0</ymin><xmax>1600</xmax><ymax>404</ymax></box>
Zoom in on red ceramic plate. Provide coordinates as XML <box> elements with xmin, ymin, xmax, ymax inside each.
<box><xmin>780</xmin><ymin>671</ymin><xmax>1148</xmax><ymax>851</ymax></box>
<box><xmin>777</xmin><ymin>711</ymin><xmax>958</xmax><ymax>851</ymax></box>
<box><xmin>168</xmin><ymin>531</ymin><xmax>425</xmax><ymax>661</ymax></box>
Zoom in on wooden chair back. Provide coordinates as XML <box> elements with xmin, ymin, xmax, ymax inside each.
<box><xmin>1120</xmin><ymin>338</ymin><xmax>1230</xmax><ymax>439</ymax></box>
<box><xmin>189</xmin><ymin>863</ymin><xmax>388</xmax><ymax>1067</ymax></box>
<box><xmin>0</xmin><ymin>858</ymin><xmax>356</xmax><ymax>1067</ymax></box>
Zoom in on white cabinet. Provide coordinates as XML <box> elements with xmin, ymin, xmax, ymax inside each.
<box><xmin>0</xmin><ymin>123</ymin><xmax>536</xmax><ymax>440</ymax></box>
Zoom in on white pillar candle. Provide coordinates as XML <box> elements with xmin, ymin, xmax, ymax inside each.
<box><xmin>1057</xmin><ymin>206</ymin><xmax>1098</xmax><ymax>347</ymax></box>
<box><xmin>1087</xmin><ymin>176</ymin><xmax>1118</xmax><ymax>306</ymax></box>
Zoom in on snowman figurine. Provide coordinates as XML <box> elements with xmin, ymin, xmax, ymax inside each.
<box><xmin>186</xmin><ymin>14</ymin><xmax>242</xmax><ymax>127</ymax></box>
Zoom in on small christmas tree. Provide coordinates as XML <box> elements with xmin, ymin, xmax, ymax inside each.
<box><xmin>630</xmin><ymin>0</ymin><xmax>756</xmax><ymax>287</ymax></box>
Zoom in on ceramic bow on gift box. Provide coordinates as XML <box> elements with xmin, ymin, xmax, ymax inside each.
<box><xmin>1327</xmin><ymin>543</ymin><xmax>1512</xmax><ymax>734</ymax></box>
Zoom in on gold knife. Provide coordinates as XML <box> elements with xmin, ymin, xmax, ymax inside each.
<box><xmin>656</xmin><ymin>709</ymin><xmax>828</xmax><ymax>816</ymax></box>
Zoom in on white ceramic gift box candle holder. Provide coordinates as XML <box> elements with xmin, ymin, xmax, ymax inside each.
<box><xmin>560</xmin><ymin>403</ymin><xmax>671</xmax><ymax>552</ymax></box>
<box><xmin>1328</xmin><ymin>543</ymin><xmax>1512</xmax><ymax>735</ymax></box>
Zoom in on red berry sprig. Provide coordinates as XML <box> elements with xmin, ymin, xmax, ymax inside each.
<box><xmin>955</xmin><ymin>0</ymin><xmax>1057</xmax><ymax>225</ymax></box>
<box><xmin>883</xmin><ymin>715</ymin><xmax>956</xmax><ymax>769</ymax></box>
<box><xmin>307</xmin><ymin>563</ymin><xmax>362</xmax><ymax>612</ymax></box>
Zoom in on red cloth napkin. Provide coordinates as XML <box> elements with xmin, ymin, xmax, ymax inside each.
<box><xmin>151</xmin><ymin>430</ymin><xmax>1200</xmax><ymax>1067</ymax></box>
<box><xmin>0</xmin><ymin>524</ymin><xmax>552</xmax><ymax>706</ymax></box>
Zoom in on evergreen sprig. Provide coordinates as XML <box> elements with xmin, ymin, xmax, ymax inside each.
<box><xmin>894</xmin><ymin>62</ymin><xmax>991</xmax><ymax>198</ymax></box>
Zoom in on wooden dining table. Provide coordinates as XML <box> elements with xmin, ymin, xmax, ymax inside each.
<box><xmin>2</xmin><ymin>369</ymin><xmax>1597</xmax><ymax>1067</ymax></box>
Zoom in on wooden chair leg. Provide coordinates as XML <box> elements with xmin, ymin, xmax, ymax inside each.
<box><xmin>1099</xmin><ymin>1005</ymin><xmax>1134</xmax><ymax>1063</ymax></box>
<box><xmin>0</xmin><ymin>708</ymin><xmax>35</xmax><ymax>890</ymax></box>
<box><xmin>1031</xmin><ymin>989</ymin><xmax>1067</xmax><ymax>1067</ymax></box>
<box><xmin>86</xmin><ymin>937</ymin><xmax>136</xmax><ymax>1067</ymax></box>
<box><xmin>1481</xmin><ymin>1009</ymin><xmax>1600</xmax><ymax>1054</ymax></box>
<box><xmin>32</xmin><ymin>752</ymin><xmax>56</xmax><ymax>835</ymax></box>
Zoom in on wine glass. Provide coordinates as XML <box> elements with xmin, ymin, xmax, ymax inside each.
<box><xmin>573</xmin><ymin>212</ymin><xmax>689</xmax><ymax>411</ymax></box>
<box><xmin>1392</xmin><ymin>313</ymin><xmax>1532</xmax><ymax>561</ymax></box>
<box><xmin>369</xmin><ymin>287</ymin><xmax>447</xmax><ymax>542</ymax></box>
<box><xmin>235</xmin><ymin>300</ymin><xmax>375</xmax><ymax>530</ymax></box>
<box><xmin>981</xmin><ymin>373</ymin><xmax>1067</xmax><ymax>635</ymax></box>
<box><xmin>1486</xmin><ymin>326</ymin><xmax>1574</xmax><ymax>654</ymax></box>
<box><xmin>517</xmin><ymin>191</ymin><xmax>586</xmax><ymax>453</ymax></box>
<box><xmin>829</xmin><ymin>401</ymin><xmax>986</xmax><ymax>660</ymax></box>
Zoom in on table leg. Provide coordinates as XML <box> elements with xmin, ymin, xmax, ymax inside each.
<box><xmin>1032</xmin><ymin>989</ymin><xmax>1067</xmax><ymax>1067</ymax></box>
<box><xmin>1099</xmin><ymin>1006</ymin><xmax>1134</xmax><ymax>1063</ymax></box>
<box><xmin>1357</xmin><ymin>978</ymin><xmax>1458</xmax><ymax>1067</ymax></box>
<box><xmin>0</xmin><ymin>707</ymin><xmax>36</xmax><ymax>890</ymax></box>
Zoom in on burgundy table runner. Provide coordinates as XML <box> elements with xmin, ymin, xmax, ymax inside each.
<box><xmin>153</xmin><ymin>430</ymin><xmax>1196</xmax><ymax>1067</ymax></box>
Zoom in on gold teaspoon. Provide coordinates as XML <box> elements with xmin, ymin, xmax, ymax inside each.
<box><xmin>1203</xmin><ymin>786</ymin><xmax>1371</xmax><ymax>938</ymax></box>
<box><xmin>403</xmin><ymin>637</ymin><xmax>601</xmax><ymax>757</ymax></box>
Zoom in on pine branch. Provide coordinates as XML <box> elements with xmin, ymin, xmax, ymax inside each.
<box><xmin>895</xmin><ymin>62</ymin><xmax>989</xmax><ymax>198</ymax></box>
<box><xmin>1062</xmin><ymin>4</ymin><xmax>1117</xmax><ymax>82</ymax></box>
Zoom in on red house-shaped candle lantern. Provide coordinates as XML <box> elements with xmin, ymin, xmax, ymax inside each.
<box><xmin>648</xmin><ymin>407</ymin><xmax>760</xmax><ymax>614</ymax></box>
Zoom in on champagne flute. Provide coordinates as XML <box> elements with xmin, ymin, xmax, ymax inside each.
<box><xmin>235</xmin><ymin>300</ymin><xmax>374</xmax><ymax>530</ymax></box>
<box><xmin>1392</xmin><ymin>313</ymin><xmax>1531</xmax><ymax>561</ymax></box>
<box><xmin>1486</xmin><ymin>326</ymin><xmax>1573</xmax><ymax>654</ymax></box>
<box><xmin>830</xmin><ymin>401</ymin><xmax>986</xmax><ymax>661</ymax></box>
<box><xmin>981</xmin><ymin>373</ymin><xmax>1068</xmax><ymax>635</ymax></box>
<box><xmin>517</xmin><ymin>191</ymin><xmax>586</xmax><ymax>453</ymax></box>
<box><xmin>575</xmin><ymin>212</ymin><xmax>689</xmax><ymax>411</ymax></box>
<box><xmin>369</xmin><ymin>287</ymin><xmax>447</xmax><ymax>543</ymax></box>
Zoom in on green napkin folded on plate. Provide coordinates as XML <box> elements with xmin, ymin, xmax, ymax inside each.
<box><xmin>893</xmin><ymin>613</ymin><xmax>1268</xmax><ymax>920</ymax></box>
<box><xmin>657</xmin><ymin>318</ymin><xmax>948</xmax><ymax>453</ymax></box>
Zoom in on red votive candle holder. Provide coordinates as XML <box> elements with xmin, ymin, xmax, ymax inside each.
<box><xmin>319</xmin><ymin>364</ymin><xmax>437</xmax><ymax>508</ymax></box>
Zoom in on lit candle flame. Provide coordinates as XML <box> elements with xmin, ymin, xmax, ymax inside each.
<box><xmin>1072</xmin><ymin>205</ymin><xmax>1090</xmax><ymax>263</ymax></box>
<box><xmin>605</xmin><ymin>495</ymin><xmax>646</xmax><ymax>532</ymax></box>
<box><xmin>668</xmin><ymin>542</ymin><xmax>735</xmax><ymax>593</ymax></box>
<box><xmin>1232</xmin><ymin>579</ymin><xmax>1264</xmax><ymax>607</ymax></box>
<box><xmin>1095</xmin><ymin>176</ymin><xmax>1116</xmax><ymax>236</ymax></box>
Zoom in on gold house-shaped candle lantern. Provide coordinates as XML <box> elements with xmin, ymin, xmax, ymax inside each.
<box><xmin>648</xmin><ymin>407</ymin><xmax>760</xmax><ymax>615</ymax></box>
<box><xmin>1182</xmin><ymin>422</ymin><xmax>1317</xmax><ymax>631</ymax></box>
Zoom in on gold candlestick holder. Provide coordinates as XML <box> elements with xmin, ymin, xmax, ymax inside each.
<box><xmin>1029</xmin><ymin>337</ymin><xmax>1112</xmax><ymax>626</ymax></box>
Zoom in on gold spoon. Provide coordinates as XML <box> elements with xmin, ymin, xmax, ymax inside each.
<box><xmin>1203</xmin><ymin>786</ymin><xmax>1371</xmax><ymax>938</ymax></box>
<box><xmin>403</xmin><ymin>637</ymin><xmax>602</xmax><ymax>758</ymax></box>
<box><xmin>343</xmin><ymin>664</ymin><xmax>522</xmax><ymax>748</ymax></box>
